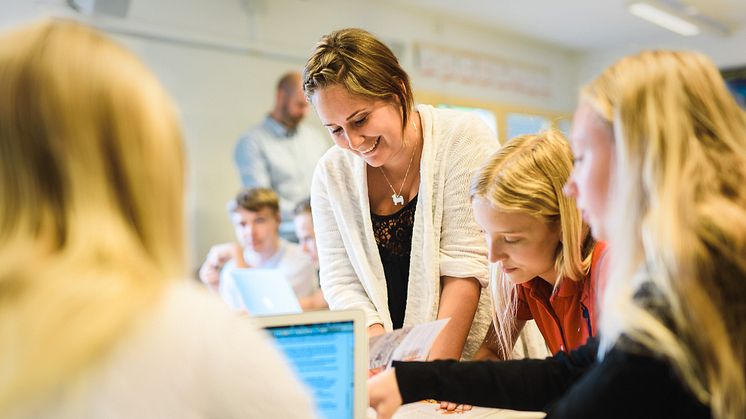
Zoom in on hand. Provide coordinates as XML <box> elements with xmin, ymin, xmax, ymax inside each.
<box><xmin>368</xmin><ymin>366</ymin><xmax>385</xmax><ymax>378</ymax></box>
<box><xmin>368</xmin><ymin>368</ymin><xmax>403</xmax><ymax>419</ymax></box>
<box><xmin>198</xmin><ymin>243</ymin><xmax>238</xmax><ymax>291</ymax></box>
<box><xmin>368</xmin><ymin>323</ymin><xmax>386</xmax><ymax>338</ymax></box>
<box><xmin>438</xmin><ymin>401</ymin><xmax>473</xmax><ymax>412</ymax></box>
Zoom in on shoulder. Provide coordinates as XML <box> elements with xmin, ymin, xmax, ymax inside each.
<box><xmin>588</xmin><ymin>241</ymin><xmax>609</xmax><ymax>293</ymax></box>
<box><xmin>418</xmin><ymin>104</ymin><xmax>497</xmax><ymax>163</ymax></box>
<box><xmin>235</xmin><ymin>118</ymin><xmax>277</xmax><ymax>147</ymax></box>
<box><xmin>420</xmin><ymin>104</ymin><xmax>494</xmax><ymax>142</ymax></box>
<box><xmin>279</xmin><ymin>240</ymin><xmax>313</xmax><ymax>265</ymax></box>
<box><xmin>591</xmin><ymin>242</ymin><xmax>608</xmax><ymax>267</ymax></box>
<box><xmin>314</xmin><ymin>146</ymin><xmax>359</xmax><ymax>180</ymax></box>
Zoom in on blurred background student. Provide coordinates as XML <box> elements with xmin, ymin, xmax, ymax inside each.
<box><xmin>292</xmin><ymin>198</ymin><xmax>328</xmax><ymax>310</ymax></box>
<box><xmin>199</xmin><ymin>188</ymin><xmax>325</xmax><ymax>311</ymax></box>
<box><xmin>293</xmin><ymin>198</ymin><xmax>320</xmax><ymax>271</ymax></box>
<box><xmin>304</xmin><ymin>28</ymin><xmax>496</xmax><ymax>360</ymax></box>
<box><xmin>234</xmin><ymin>71</ymin><xmax>330</xmax><ymax>241</ymax></box>
<box><xmin>0</xmin><ymin>19</ymin><xmax>314</xmax><ymax>418</ymax></box>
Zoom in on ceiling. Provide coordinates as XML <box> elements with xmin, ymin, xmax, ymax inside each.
<box><xmin>396</xmin><ymin>0</ymin><xmax>746</xmax><ymax>52</ymax></box>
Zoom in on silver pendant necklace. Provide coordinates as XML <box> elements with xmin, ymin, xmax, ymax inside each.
<box><xmin>379</xmin><ymin>119</ymin><xmax>418</xmax><ymax>206</ymax></box>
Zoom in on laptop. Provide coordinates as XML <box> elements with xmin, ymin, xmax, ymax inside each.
<box><xmin>224</xmin><ymin>268</ymin><xmax>302</xmax><ymax>316</ymax></box>
<box><xmin>254</xmin><ymin>309</ymin><xmax>368</xmax><ymax>419</ymax></box>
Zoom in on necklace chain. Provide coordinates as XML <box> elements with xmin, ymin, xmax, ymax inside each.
<box><xmin>379</xmin><ymin>119</ymin><xmax>418</xmax><ymax>205</ymax></box>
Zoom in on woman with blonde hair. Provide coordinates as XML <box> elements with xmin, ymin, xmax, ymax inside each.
<box><xmin>0</xmin><ymin>19</ymin><xmax>313</xmax><ymax>418</ymax></box>
<box><xmin>304</xmin><ymin>28</ymin><xmax>495</xmax><ymax>360</ymax></box>
<box><xmin>472</xmin><ymin>129</ymin><xmax>606</xmax><ymax>361</ymax></box>
<box><xmin>370</xmin><ymin>50</ymin><xmax>745</xmax><ymax>418</ymax></box>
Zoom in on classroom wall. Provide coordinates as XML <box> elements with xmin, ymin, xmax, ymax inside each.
<box><xmin>2</xmin><ymin>0</ymin><xmax>584</xmax><ymax>273</ymax></box>
<box><xmin>577</xmin><ymin>23</ymin><xmax>746</xmax><ymax>86</ymax></box>
<box><xmin>6</xmin><ymin>1</ymin><xmax>746</xmax><ymax>274</ymax></box>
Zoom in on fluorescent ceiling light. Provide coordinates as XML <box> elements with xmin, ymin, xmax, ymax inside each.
<box><xmin>628</xmin><ymin>2</ymin><xmax>700</xmax><ymax>36</ymax></box>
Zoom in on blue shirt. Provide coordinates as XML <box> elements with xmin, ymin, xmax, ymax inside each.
<box><xmin>234</xmin><ymin>116</ymin><xmax>330</xmax><ymax>224</ymax></box>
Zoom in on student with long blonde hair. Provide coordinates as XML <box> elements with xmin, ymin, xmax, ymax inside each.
<box><xmin>369</xmin><ymin>50</ymin><xmax>745</xmax><ymax>419</ymax></box>
<box><xmin>0</xmin><ymin>19</ymin><xmax>313</xmax><ymax>418</ymax></box>
<box><xmin>471</xmin><ymin>130</ymin><xmax>606</xmax><ymax>361</ymax></box>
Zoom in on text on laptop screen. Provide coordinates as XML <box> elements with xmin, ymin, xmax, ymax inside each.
<box><xmin>265</xmin><ymin>321</ymin><xmax>355</xmax><ymax>419</ymax></box>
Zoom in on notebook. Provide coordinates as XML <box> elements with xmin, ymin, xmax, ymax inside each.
<box><xmin>254</xmin><ymin>310</ymin><xmax>368</xmax><ymax>419</ymax></box>
<box><xmin>227</xmin><ymin>268</ymin><xmax>302</xmax><ymax>316</ymax></box>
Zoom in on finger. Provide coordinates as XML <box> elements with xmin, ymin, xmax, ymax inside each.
<box><xmin>439</xmin><ymin>401</ymin><xmax>458</xmax><ymax>411</ymax></box>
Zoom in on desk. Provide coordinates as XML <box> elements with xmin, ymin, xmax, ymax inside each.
<box><xmin>367</xmin><ymin>401</ymin><xmax>546</xmax><ymax>418</ymax></box>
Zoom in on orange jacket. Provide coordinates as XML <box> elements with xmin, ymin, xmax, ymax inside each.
<box><xmin>515</xmin><ymin>242</ymin><xmax>607</xmax><ymax>354</ymax></box>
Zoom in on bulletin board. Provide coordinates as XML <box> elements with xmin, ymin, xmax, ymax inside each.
<box><xmin>415</xmin><ymin>90</ymin><xmax>572</xmax><ymax>145</ymax></box>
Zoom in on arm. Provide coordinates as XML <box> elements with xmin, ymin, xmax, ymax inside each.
<box><xmin>198</xmin><ymin>243</ymin><xmax>242</xmax><ymax>292</ymax></box>
<box><xmin>284</xmin><ymin>247</ymin><xmax>327</xmax><ymax>311</ymax></box>
<box><xmin>311</xmin><ymin>162</ymin><xmax>382</xmax><ymax>326</ymax></box>
<box><xmin>234</xmin><ymin>133</ymin><xmax>271</xmax><ymax>189</ymax></box>
<box><xmin>436</xmin><ymin>116</ymin><xmax>499</xmax><ymax>356</ymax></box>
<box><xmin>473</xmin><ymin>320</ymin><xmax>527</xmax><ymax>361</ymax></box>
<box><xmin>393</xmin><ymin>338</ymin><xmax>599</xmax><ymax>412</ymax></box>
<box><xmin>546</xmin><ymin>342</ymin><xmax>711</xmax><ymax>419</ymax></box>
<box><xmin>428</xmin><ymin>276</ymin><xmax>481</xmax><ymax>360</ymax></box>
<box><xmin>298</xmin><ymin>289</ymin><xmax>327</xmax><ymax>311</ymax></box>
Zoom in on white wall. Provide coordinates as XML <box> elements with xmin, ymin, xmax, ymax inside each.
<box><xmin>577</xmin><ymin>25</ymin><xmax>746</xmax><ymax>86</ymax></box>
<box><xmin>2</xmin><ymin>0</ymin><xmax>582</xmax><ymax>273</ymax></box>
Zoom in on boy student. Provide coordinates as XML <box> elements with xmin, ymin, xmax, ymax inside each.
<box><xmin>199</xmin><ymin>188</ymin><xmax>326</xmax><ymax>310</ymax></box>
<box><xmin>292</xmin><ymin>198</ymin><xmax>327</xmax><ymax>309</ymax></box>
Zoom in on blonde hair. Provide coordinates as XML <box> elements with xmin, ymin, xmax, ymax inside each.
<box><xmin>0</xmin><ymin>20</ymin><xmax>185</xmax><ymax>410</ymax></box>
<box><xmin>302</xmin><ymin>28</ymin><xmax>414</xmax><ymax>130</ymax></box>
<box><xmin>471</xmin><ymin>130</ymin><xmax>594</xmax><ymax>358</ymax></box>
<box><xmin>587</xmin><ymin>50</ymin><xmax>746</xmax><ymax>418</ymax></box>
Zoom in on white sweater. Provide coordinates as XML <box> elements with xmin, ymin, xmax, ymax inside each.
<box><xmin>311</xmin><ymin>104</ymin><xmax>498</xmax><ymax>358</ymax></box>
<box><xmin>9</xmin><ymin>282</ymin><xmax>315</xmax><ymax>419</ymax></box>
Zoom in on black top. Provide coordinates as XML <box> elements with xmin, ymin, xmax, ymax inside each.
<box><xmin>371</xmin><ymin>195</ymin><xmax>418</xmax><ymax>330</ymax></box>
<box><xmin>394</xmin><ymin>337</ymin><xmax>711</xmax><ymax>418</ymax></box>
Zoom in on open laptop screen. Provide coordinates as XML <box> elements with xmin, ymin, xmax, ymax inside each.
<box><xmin>264</xmin><ymin>320</ymin><xmax>356</xmax><ymax>419</ymax></box>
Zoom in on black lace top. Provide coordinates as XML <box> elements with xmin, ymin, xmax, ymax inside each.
<box><xmin>371</xmin><ymin>195</ymin><xmax>418</xmax><ymax>330</ymax></box>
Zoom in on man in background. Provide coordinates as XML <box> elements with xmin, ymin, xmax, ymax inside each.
<box><xmin>234</xmin><ymin>71</ymin><xmax>330</xmax><ymax>240</ymax></box>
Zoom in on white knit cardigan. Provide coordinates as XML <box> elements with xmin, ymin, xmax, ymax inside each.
<box><xmin>311</xmin><ymin>104</ymin><xmax>498</xmax><ymax>358</ymax></box>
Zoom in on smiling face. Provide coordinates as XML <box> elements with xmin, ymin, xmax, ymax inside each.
<box><xmin>472</xmin><ymin>197</ymin><xmax>561</xmax><ymax>285</ymax></box>
<box><xmin>311</xmin><ymin>84</ymin><xmax>405</xmax><ymax>168</ymax></box>
<box><xmin>564</xmin><ymin>103</ymin><xmax>615</xmax><ymax>242</ymax></box>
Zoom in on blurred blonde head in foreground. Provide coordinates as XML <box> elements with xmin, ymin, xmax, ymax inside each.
<box><xmin>0</xmin><ymin>18</ymin><xmax>185</xmax><ymax>410</ymax></box>
<box><xmin>585</xmin><ymin>50</ymin><xmax>746</xmax><ymax>419</ymax></box>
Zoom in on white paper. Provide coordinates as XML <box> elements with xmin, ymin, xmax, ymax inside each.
<box><xmin>392</xmin><ymin>402</ymin><xmax>546</xmax><ymax>418</ymax></box>
<box><xmin>369</xmin><ymin>318</ymin><xmax>450</xmax><ymax>370</ymax></box>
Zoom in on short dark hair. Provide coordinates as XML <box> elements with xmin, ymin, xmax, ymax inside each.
<box><xmin>277</xmin><ymin>71</ymin><xmax>301</xmax><ymax>95</ymax></box>
<box><xmin>227</xmin><ymin>187</ymin><xmax>279</xmax><ymax>214</ymax></box>
<box><xmin>293</xmin><ymin>197</ymin><xmax>312</xmax><ymax>217</ymax></box>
